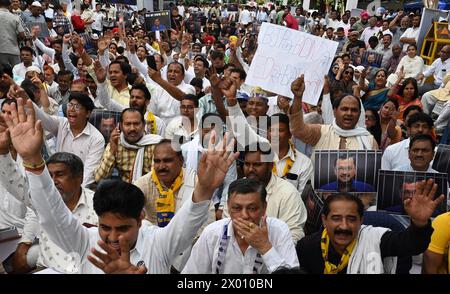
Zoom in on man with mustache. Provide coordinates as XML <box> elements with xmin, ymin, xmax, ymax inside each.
<box><xmin>182</xmin><ymin>178</ymin><xmax>299</xmax><ymax>274</ymax></box>
<box><xmin>133</xmin><ymin>139</ymin><xmax>216</xmax><ymax>272</ymax></box>
<box><xmin>94</xmin><ymin>108</ymin><xmax>162</xmax><ymax>184</ymax></box>
<box><xmin>320</xmin><ymin>155</ymin><xmax>374</xmax><ymax>193</ymax></box>
<box><xmin>222</xmin><ymin>142</ymin><xmax>307</xmax><ymax>244</ymax></box>
<box><xmin>93</xmin><ymin>61</ymin><xmax>166</xmax><ymax>136</ymax></box>
<box><xmin>297</xmin><ymin>181</ymin><xmax>444</xmax><ymax>274</ymax></box>
<box><xmin>3</xmin><ymin>98</ymin><xmax>238</xmax><ymax>274</ymax></box>
<box><xmin>396</xmin><ymin>134</ymin><xmax>437</xmax><ymax>173</ymax></box>
<box><xmin>289</xmin><ymin>75</ymin><xmax>378</xmax><ymax>151</ymax></box>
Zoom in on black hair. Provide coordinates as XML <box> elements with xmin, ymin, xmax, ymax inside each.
<box><xmin>228</xmin><ymin>178</ymin><xmax>267</xmax><ymax>203</ymax></box>
<box><xmin>20</xmin><ymin>78</ymin><xmax>39</xmax><ymax>102</ymax></box>
<box><xmin>1</xmin><ymin>98</ymin><xmax>15</xmax><ymax>109</ymax></box>
<box><xmin>167</xmin><ymin>61</ymin><xmax>185</xmax><ymax>76</ymax></box>
<box><xmin>46</xmin><ymin>152</ymin><xmax>84</xmax><ymax>177</ymax></box>
<box><xmin>214</xmin><ymin>42</ymin><xmax>226</xmax><ymax>50</ymax></box>
<box><xmin>332</xmin><ymin>95</ymin><xmax>361</xmax><ymax>111</ymax></box>
<box><xmin>365</xmin><ymin>108</ymin><xmax>382</xmax><ymax>146</ymax></box>
<box><xmin>402</xmin><ymin>105</ymin><xmax>422</xmax><ymax>121</ymax></box>
<box><xmin>210</xmin><ymin>50</ymin><xmax>224</xmax><ymax>60</ymax></box>
<box><xmin>382</xmin><ymin>98</ymin><xmax>399</xmax><ymax>110</ymax></box>
<box><xmin>190</xmin><ymin>77</ymin><xmax>203</xmax><ymax>89</ymax></box>
<box><xmin>0</xmin><ymin>0</ymin><xmax>11</xmax><ymax>8</ymax></box>
<box><xmin>230</xmin><ymin>67</ymin><xmax>247</xmax><ymax>80</ymax></box>
<box><xmin>120</xmin><ymin>108</ymin><xmax>145</xmax><ymax>125</ymax></box>
<box><xmin>20</xmin><ymin>46</ymin><xmax>35</xmax><ymax>56</ymax></box>
<box><xmin>109</xmin><ymin>60</ymin><xmax>132</xmax><ymax>76</ymax></box>
<box><xmin>223</xmin><ymin>63</ymin><xmax>236</xmax><ymax>71</ymax></box>
<box><xmin>154</xmin><ymin>139</ymin><xmax>183</xmax><ymax>160</ymax></box>
<box><xmin>115</xmin><ymin>55</ymin><xmax>129</xmax><ymax>64</ymax></box>
<box><xmin>322</xmin><ymin>193</ymin><xmax>364</xmax><ymax>218</ymax></box>
<box><xmin>409</xmin><ymin>133</ymin><xmax>436</xmax><ymax>151</ymax></box>
<box><xmin>58</xmin><ymin>70</ymin><xmax>74</xmax><ymax>80</ymax></box>
<box><xmin>69</xmin><ymin>92</ymin><xmax>95</xmax><ymax>112</ymax></box>
<box><xmin>268</xmin><ymin>113</ymin><xmax>290</xmax><ymax>128</ymax></box>
<box><xmin>194</xmin><ymin>56</ymin><xmax>209</xmax><ymax>69</ymax></box>
<box><xmin>406</xmin><ymin>112</ymin><xmax>433</xmax><ymax>129</ymax></box>
<box><xmin>398</xmin><ymin>77</ymin><xmax>418</xmax><ymax>100</ymax></box>
<box><xmin>244</xmin><ymin>141</ymin><xmax>274</xmax><ymax>161</ymax></box>
<box><xmin>94</xmin><ymin>179</ymin><xmax>145</xmax><ymax>220</ymax></box>
<box><xmin>130</xmin><ymin>83</ymin><xmax>151</xmax><ymax>101</ymax></box>
<box><xmin>407</xmin><ymin>44</ymin><xmax>417</xmax><ymax>50</ymax></box>
<box><xmin>181</xmin><ymin>94</ymin><xmax>199</xmax><ymax>107</ymax></box>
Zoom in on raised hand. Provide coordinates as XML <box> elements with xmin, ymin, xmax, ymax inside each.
<box><xmin>87</xmin><ymin>236</ymin><xmax>147</xmax><ymax>274</ymax></box>
<box><xmin>0</xmin><ymin>118</ymin><xmax>11</xmax><ymax>155</ymax></box>
<box><xmin>97</xmin><ymin>36</ymin><xmax>110</xmax><ymax>54</ymax></box>
<box><xmin>31</xmin><ymin>26</ymin><xmax>40</xmax><ymax>41</ymax></box>
<box><xmin>180</xmin><ymin>35</ymin><xmax>190</xmax><ymax>57</ymax></box>
<box><xmin>109</xmin><ymin>125</ymin><xmax>120</xmax><ymax>156</ymax></box>
<box><xmin>7</xmin><ymin>84</ymin><xmax>30</xmax><ymax>101</ymax></box>
<box><xmin>30</xmin><ymin>72</ymin><xmax>43</xmax><ymax>89</ymax></box>
<box><xmin>197</xmin><ymin>131</ymin><xmax>239</xmax><ymax>197</ymax></box>
<box><xmin>291</xmin><ymin>74</ymin><xmax>305</xmax><ymax>98</ymax></box>
<box><xmin>233</xmin><ymin>216</ymin><xmax>272</xmax><ymax>255</ymax></box>
<box><xmin>404</xmin><ymin>179</ymin><xmax>445</xmax><ymax>227</ymax></box>
<box><xmin>219</xmin><ymin>77</ymin><xmax>238</xmax><ymax>106</ymax></box>
<box><xmin>63</xmin><ymin>33</ymin><xmax>72</xmax><ymax>44</ymax></box>
<box><xmin>2</xmin><ymin>98</ymin><xmax>43</xmax><ymax>165</ymax></box>
<box><xmin>148</xmin><ymin>66</ymin><xmax>162</xmax><ymax>82</ymax></box>
<box><xmin>93</xmin><ymin>59</ymin><xmax>107</xmax><ymax>83</ymax></box>
<box><xmin>127</xmin><ymin>37</ymin><xmax>136</xmax><ymax>54</ymax></box>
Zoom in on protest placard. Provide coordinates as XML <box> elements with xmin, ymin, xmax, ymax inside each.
<box><xmin>145</xmin><ymin>10</ymin><xmax>171</xmax><ymax>32</ymax></box>
<box><xmin>246</xmin><ymin>23</ymin><xmax>338</xmax><ymax>105</ymax></box>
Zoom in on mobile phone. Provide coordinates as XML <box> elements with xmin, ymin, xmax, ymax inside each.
<box><xmin>146</xmin><ymin>55</ymin><xmax>157</xmax><ymax>71</ymax></box>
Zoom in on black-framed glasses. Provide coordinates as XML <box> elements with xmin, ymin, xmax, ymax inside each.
<box><xmin>67</xmin><ymin>103</ymin><xmax>83</xmax><ymax>111</ymax></box>
<box><xmin>344</xmin><ymin>71</ymin><xmax>354</xmax><ymax>75</ymax></box>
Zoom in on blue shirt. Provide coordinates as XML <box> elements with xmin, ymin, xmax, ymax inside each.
<box><xmin>320</xmin><ymin>179</ymin><xmax>375</xmax><ymax>192</ymax></box>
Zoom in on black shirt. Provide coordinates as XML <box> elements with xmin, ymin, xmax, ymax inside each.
<box><xmin>296</xmin><ymin>222</ymin><xmax>433</xmax><ymax>274</ymax></box>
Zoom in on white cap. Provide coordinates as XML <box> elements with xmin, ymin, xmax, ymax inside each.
<box><xmin>26</xmin><ymin>65</ymin><xmax>41</xmax><ymax>74</ymax></box>
<box><xmin>382</xmin><ymin>29</ymin><xmax>393</xmax><ymax>37</ymax></box>
<box><xmin>91</xmin><ymin>33</ymin><xmax>99</xmax><ymax>40</ymax></box>
<box><xmin>31</xmin><ymin>1</ymin><xmax>42</xmax><ymax>7</ymax></box>
<box><xmin>350</xmin><ymin>64</ymin><xmax>365</xmax><ymax>73</ymax></box>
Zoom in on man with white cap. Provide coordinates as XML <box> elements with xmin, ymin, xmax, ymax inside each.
<box><xmin>21</xmin><ymin>1</ymin><xmax>49</xmax><ymax>41</ymax></box>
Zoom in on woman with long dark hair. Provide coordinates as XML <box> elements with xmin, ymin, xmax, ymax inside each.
<box><xmin>365</xmin><ymin>108</ymin><xmax>382</xmax><ymax>147</ymax></box>
<box><xmin>388</xmin><ymin>76</ymin><xmax>422</xmax><ymax>120</ymax></box>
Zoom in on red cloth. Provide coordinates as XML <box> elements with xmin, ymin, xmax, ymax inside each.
<box><xmin>71</xmin><ymin>15</ymin><xmax>85</xmax><ymax>31</ymax></box>
<box><xmin>284</xmin><ymin>13</ymin><xmax>299</xmax><ymax>30</ymax></box>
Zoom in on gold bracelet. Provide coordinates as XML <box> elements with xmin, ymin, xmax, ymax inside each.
<box><xmin>22</xmin><ymin>158</ymin><xmax>45</xmax><ymax>170</ymax></box>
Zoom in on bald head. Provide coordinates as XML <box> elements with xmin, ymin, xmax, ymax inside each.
<box><xmin>441</xmin><ymin>45</ymin><xmax>450</xmax><ymax>62</ymax></box>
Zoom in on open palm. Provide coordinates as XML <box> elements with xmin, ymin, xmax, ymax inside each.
<box><xmin>197</xmin><ymin>132</ymin><xmax>239</xmax><ymax>191</ymax></box>
<box><xmin>404</xmin><ymin>179</ymin><xmax>445</xmax><ymax>226</ymax></box>
<box><xmin>3</xmin><ymin>98</ymin><xmax>43</xmax><ymax>161</ymax></box>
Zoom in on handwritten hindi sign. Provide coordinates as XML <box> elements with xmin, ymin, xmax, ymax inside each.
<box><xmin>246</xmin><ymin>23</ymin><xmax>338</xmax><ymax>105</ymax></box>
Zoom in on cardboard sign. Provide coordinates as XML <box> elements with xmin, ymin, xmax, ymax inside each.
<box><xmin>246</xmin><ymin>23</ymin><xmax>338</xmax><ymax>105</ymax></box>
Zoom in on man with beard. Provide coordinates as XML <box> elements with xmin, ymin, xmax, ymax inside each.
<box><xmin>94</xmin><ymin>61</ymin><xmax>166</xmax><ymax>136</ymax></box>
<box><xmin>95</xmin><ymin>108</ymin><xmax>162</xmax><ymax>184</ymax></box>
<box><xmin>320</xmin><ymin>155</ymin><xmax>374</xmax><ymax>193</ymax></box>
<box><xmin>297</xmin><ymin>184</ymin><xmax>443</xmax><ymax>274</ymax></box>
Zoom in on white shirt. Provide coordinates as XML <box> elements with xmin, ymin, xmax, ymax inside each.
<box><xmin>149</xmin><ymin>82</ymin><xmax>196</xmax><ymax>125</ymax></box>
<box><xmin>396</xmin><ymin>164</ymin><xmax>438</xmax><ymax>173</ymax></box>
<box><xmin>361</xmin><ymin>26</ymin><xmax>381</xmax><ymax>45</ymax></box>
<box><xmin>239</xmin><ymin>9</ymin><xmax>252</xmax><ymax>25</ymax></box>
<box><xmin>400</xmin><ymin>27</ymin><xmax>420</xmax><ymax>52</ymax></box>
<box><xmin>423</xmin><ymin>58</ymin><xmax>450</xmax><ymax>87</ymax></box>
<box><xmin>164</xmin><ymin>116</ymin><xmax>198</xmax><ymax>142</ymax></box>
<box><xmin>33</xmin><ymin>104</ymin><xmax>105</xmax><ymax>186</ymax></box>
<box><xmin>182</xmin><ymin>217</ymin><xmax>299</xmax><ymax>274</ymax></box>
<box><xmin>91</xmin><ymin>11</ymin><xmax>105</xmax><ymax>31</ymax></box>
<box><xmin>396</xmin><ymin>55</ymin><xmax>424</xmax><ymax>79</ymax></box>
<box><xmin>381</xmin><ymin>138</ymin><xmax>410</xmax><ymax>170</ymax></box>
<box><xmin>273</xmin><ymin>147</ymin><xmax>314</xmax><ymax>195</ymax></box>
<box><xmin>27</xmin><ymin>167</ymin><xmax>211</xmax><ymax>274</ymax></box>
<box><xmin>327</xmin><ymin>18</ymin><xmax>343</xmax><ymax>30</ymax></box>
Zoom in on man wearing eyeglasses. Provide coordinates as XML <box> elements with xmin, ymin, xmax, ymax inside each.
<box><xmin>26</xmin><ymin>91</ymin><xmax>105</xmax><ymax>187</ymax></box>
<box><xmin>165</xmin><ymin>95</ymin><xmax>199</xmax><ymax>144</ymax></box>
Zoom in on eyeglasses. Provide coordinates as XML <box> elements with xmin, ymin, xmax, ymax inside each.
<box><xmin>365</xmin><ymin>115</ymin><xmax>376</xmax><ymax>120</ymax></box>
<box><xmin>180</xmin><ymin>105</ymin><xmax>195</xmax><ymax>110</ymax></box>
<box><xmin>344</xmin><ymin>71</ymin><xmax>354</xmax><ymax>75</ymax></box>
<box><xmin>67</xmin><ymin>103</ymin><xmax>83</xmax><ymax>111</ymax></box>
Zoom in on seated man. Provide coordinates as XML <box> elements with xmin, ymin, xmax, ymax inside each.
<box><xmin>182</xmin><ymin>178</ymin><xmax>299</xmax><ymax>274</ymax></box>
<box><xmin>421</xmin><ymin>72</ymin><xmax>450</xmax><ymax>118</ymax></box>
<box><xmin>2</xmin><ymin>98</ymin><xmax>238</xmax><ymax>274</ymax></box>
<box><xmin>223</xmin><ymin>143</ymin><xmax>307</xmax><ymax>244</ymax></box>
<box><xmin>418</xmin><ymin>45</ymin><xmax>450</xmax><ymax>96</ymax></box>
<box><xmin>94</xmin><ymin>108</ymin><xmax>162</xmax><ymax>184</ymax></box>
<box><xmin>320</xmin><ymin>155</ymin><xmax>374</xmax><ymax>193</ymax></box>
<box><xmin>396</xmin><ymin>134</ymin><xmax>438</xmax><ymax>173</ymax></box>
<box><xmin>296</xmin><ymin>183</ymin><xmax>444</xmax><ymax>274</ymax></box>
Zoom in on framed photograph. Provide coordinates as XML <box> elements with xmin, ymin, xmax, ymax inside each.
<box><xmin>301</xmin><ymin>182</ymin><xmax>324</xmax><ymax>235</ymax></box>
<box><xmin>314</xmin><ymin>150</ymin><xmax>382</xmax><ymax>193</ymax></box>
<box><xmin>361</xmin><ymin>51</ymin><xmax>384</xmax><ymax>68</ymax></box>
<box><xmin>89</xmin><ymin>110</ymin><xmax>121</xmax><ymax>145</ymax></box>
<box><xmin>376</xmin><ymin>170</ymin><xmax>448</xmax><ymax>216</ymax></box>
<box><xmin>145</xmin><ymin>10</ymin><xmax>171</xmax><ymax>32</ymax></box>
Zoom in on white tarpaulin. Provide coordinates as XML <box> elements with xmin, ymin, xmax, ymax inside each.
<box><xmin>246</xmin><ymin>23</ymin><xmax>338</xmax><ymax>105</ymax></box>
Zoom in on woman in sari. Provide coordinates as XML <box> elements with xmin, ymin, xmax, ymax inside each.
<box><xmin>379</xmin><ymin>99</ymin><xmax>403</xmax><ymax>151</ymax></box>
<box><xmin>360</xmin><ymin>68</ymin><xmax>390</xmax><ymax>110</ymax></box>
<box><xmin>388</xmin><ymin>75</ymin><xmax>422</xmax><ymax>120</ymax></box>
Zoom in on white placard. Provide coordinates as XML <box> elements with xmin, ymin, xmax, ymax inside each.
<box><xmin>345</xmin><ymin>0</ymin><xmax>359</xmax><ymax>11</ymax></box>
<box><xmin>155</xmin><ymin>30</ymin><xmax>161</xmax><ymax>41</ymax></box>
<box><xmin>246</xmin><ymin>23</ymin><xmax>338</xmax><ymax>106</ymax></box>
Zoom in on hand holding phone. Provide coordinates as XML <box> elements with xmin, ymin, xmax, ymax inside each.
<box><xmin>146</xmin><ymin>55</ymin><xmax>157</xmax><ymax>71</ymax></box>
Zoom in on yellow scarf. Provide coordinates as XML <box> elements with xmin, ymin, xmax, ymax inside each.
<box><xmin>151</xmin><ymin>169</ymin><xmax>184</xmax><ymax>227</ymax></box>
<box><xmin>321</xmin><ymin>228</ymin><xmax>357</xmax><ymax>274</ymax></box>
<box><xmin>272</xmin><ymin>141</ymin><xmax>296</xmax><ymax>177</ymax></box>
<box><xmin>146</xmin><ymin>112</ymin><xmax>158</xmax><ymax>135</ymax></box>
